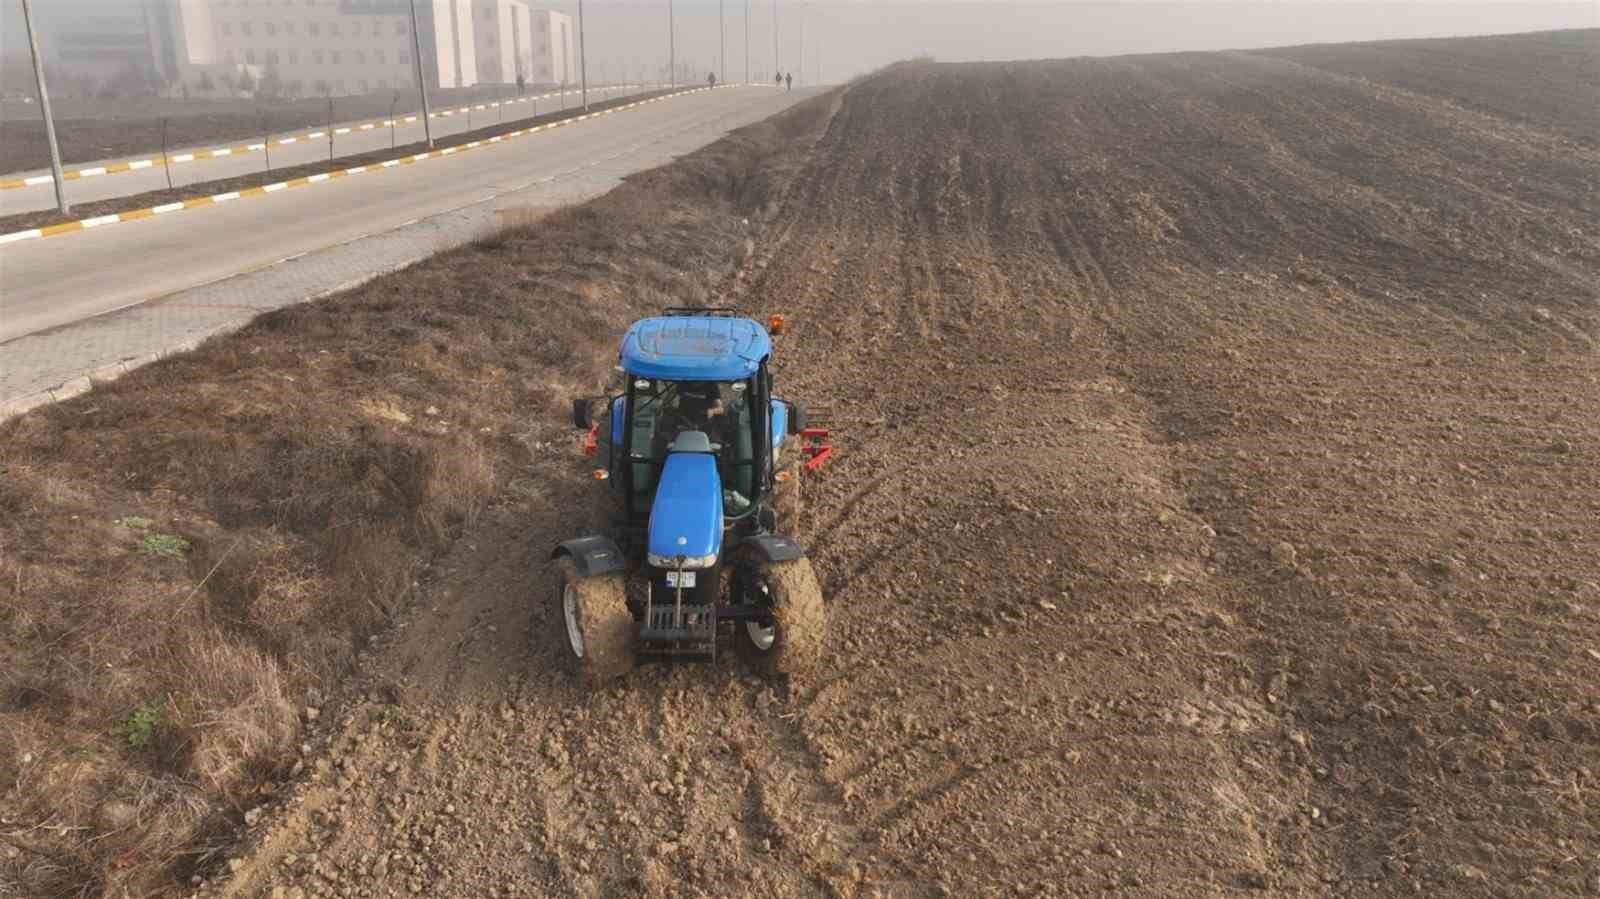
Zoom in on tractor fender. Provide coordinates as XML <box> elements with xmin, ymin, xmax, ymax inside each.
<box><xmin>739</xmin><ymin>534</ymin><xmax>806</xmax><ymax>564</ymax></box>
<box><xmin>552</xmin><ymin>535</ymin><xmax>627</xmax><ymax>577</ymax></box>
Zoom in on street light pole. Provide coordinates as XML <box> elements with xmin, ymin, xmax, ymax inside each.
<box><xmin>407</xmin><ymin>0</ymin><xmax>433</xmax><ymax>148</ymax></box>
<box><xmin>744</xmin><ymin>0</ymin><xmax>749</xmax><ymax>84</ymax></box>
<box><xmin>20</xmin><ymin>0</ymin><xmax>68</xmax><ymax>216</ymax></box>
<box><xmin>578</xmin><ymin>0</ymin><xmax>588</xmax><ymax>108</ymax></box>
<box><xmin>668</xmin><ymin>0</ymin><xmax>675</xmax><ymax>87</ymax></box>
<box><xmin>719</xmin><ymin>0</ymin><xmax>725</xmax><ymax>85</ymax></box>
<box><xmin>772</xmin><ymin>0</ymin><xmax>779</xmax><ymax>81</ymax></box>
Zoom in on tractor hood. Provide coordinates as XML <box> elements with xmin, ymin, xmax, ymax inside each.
<box><xmin>647</xmin><ymin>450</ymin><xmax>724</xmax><ymax>569</ymax></box>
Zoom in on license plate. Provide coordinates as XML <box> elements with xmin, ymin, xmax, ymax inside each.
<box><xmin>666</xmin><ymin>571</ymin><xmax>696</xmax><ymax>588</ymax></box>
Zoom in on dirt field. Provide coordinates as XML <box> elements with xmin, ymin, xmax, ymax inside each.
<box><xmin>0</xmin><ymin>83</ymin><xmax>622</xmax><ymax>174</ymax></box>
<box><xmin>1254</xmin><ymin>29</ymin><xmax>1600</xmax><ymax>146</ymax></box>
<box><xmin>5</xmin><ymin>29</ymin><xmax>1600</xmax><ymax>898</ymax></box>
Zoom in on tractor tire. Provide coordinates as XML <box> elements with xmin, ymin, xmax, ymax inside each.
<box><xmin>733</xmin><ymin>551</ymin><xmax>826</xmax><ymax>679</ymax></box>
<box><xmin>551</xmin><ymin>557</ymin><xmax>634</xmax><ymax>688</ymax></box>
<box><xmin>771</xmin><ymin>436</ymin><xmax>804</xmax><ymax>538</ymax></box>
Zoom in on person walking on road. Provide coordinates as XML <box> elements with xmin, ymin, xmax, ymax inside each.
<box><xmin>775</xmin><ymin>71</ymin><xmax>783</xmax><ymax>87</ymax></box>
<box><xmin>708</xmin><ymin>71</ymin><xmax>717</xmax><ymax>88</ymax></box>
<box><xmin>785</xmin><ymin>72</ymin><xmax>792</xmax><ymax>91</ymax></box>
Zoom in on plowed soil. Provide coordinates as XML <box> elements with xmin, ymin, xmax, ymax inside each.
<box><xmin>138</xmin><ymin>32</ymin><xmax>1600</xmax><ymax>898</ymax></box>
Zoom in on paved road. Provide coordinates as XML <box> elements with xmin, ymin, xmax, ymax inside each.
<box><xmin>0</xmin><ymin>83</ymin><xmax>658</xmax><ymax>215</ymax></box>
<box><xmin>0</xmin><ymin>86</ymin><xmax>818</xmax><ymax>409</ymax></box>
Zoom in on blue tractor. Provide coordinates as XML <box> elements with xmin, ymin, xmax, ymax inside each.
<box><xmin>552</xmin><ymin>309</ymin><xmax>830</xmax><ymax>686</ymax></box>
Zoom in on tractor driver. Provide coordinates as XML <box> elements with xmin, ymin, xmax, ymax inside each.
<box><xmin>655</xmin><ymin>382</ymin><xmax>733</xmax><ymax>455</ymax></box>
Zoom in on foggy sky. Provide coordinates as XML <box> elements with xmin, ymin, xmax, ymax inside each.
<box><xmin>2</xmin><ymin>1</ymin><xmax>1595</xmax><ymax>88</ymax></box>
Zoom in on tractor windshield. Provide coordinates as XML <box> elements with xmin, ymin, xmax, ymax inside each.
<box><xmin>626</xmin><ymin>378</ymin><xmax>759</xmax><ymax>516</ymax></box>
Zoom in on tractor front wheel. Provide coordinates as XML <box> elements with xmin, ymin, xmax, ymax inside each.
<box><xmin>551</xmin><ymin>558</ymin><xmax>634</xmax><ymax>688</ymax></box>
<box><xmin>733</xmin><ymin>551</ymin><xmax>826</xmax><ymax>679</ymax></box>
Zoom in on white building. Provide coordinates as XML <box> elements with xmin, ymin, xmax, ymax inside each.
<box><xmin>470</xmin><ymin>2</ymin><xmax>569</xmax><ymax>87</ymax></box>
<box><xmin>471</xmin><ymin>0</ymin><xmax>516</xmax><ymax>84</ymax></box>
<box><xmin>146</xmin><ymin>0</ymin><xmax>481</xmax><ymax>97</ymax></box>
<box><xmin>526</xmin><ymin>8</ymin><xmax>572</xmax><ymax>86</ymax></box>
<box><xmin>428</xmin><ymin>0</ymin><xmax>479</xmax><ymax>89</ymax></box>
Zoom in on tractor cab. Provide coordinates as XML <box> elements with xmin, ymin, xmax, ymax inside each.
<box><xmin>552</xmin><ymin>309</ymin><xmax>830</xmax><ymax>685</ymax></box>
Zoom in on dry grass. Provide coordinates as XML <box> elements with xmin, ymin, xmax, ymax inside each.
<box><xmin>0</xmin><ymin>91</ymin><xmax>840</xmax><ymax>896</ymax></box>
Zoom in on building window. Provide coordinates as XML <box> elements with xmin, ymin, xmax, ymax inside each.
<box><xmin>267</xmin><ymin>50</ymin><xmax>279</xmax><ymax>64</ymax></box>
<box><xmin>241</xmin><ymin>21</ymin><xmax>252</xmax><ymax>35</ymax></box>
<box><xmin>330</xmin><ymin>50</ymin><xmax>341</xmax><ymax>64</ymax></box>
<box><xmin>264</xmin><ymin>21</ymin><xmax>276</xmax><ymax>35</ymax></box>
<box><xmin>357</xmin><ymin>79</ymin><xmax>368</xmax><ymax>93</ymax></box>
<box><xmin>288</xmin><ymin>49</ymin><xmax>299</xmax><ymax>63</ymax></box>
<box><xmin>375</xmin><ymin>50</ymin><xmax>385</xmax><ymax>64</ymax></box>
<box><xmin>395</xmin><ymin>22</ymin><xmax>406</xmax><ymax>36</ymax></box>
<box><xmin>351</xmin><ymin>51</ymin><xmax>364</xmax><ymax>64</ymax></box>
<box><xmin>245</xmin><ymin>49</ymin><xmax>256</xmax><ymax>64</ymax></box>
<box><xmin>328</xmin><ymin>22</ymin><xmax>338</xmax><ymax>36</ymax></box>
<box><xmin>312</xmin><ymin>49</ymin><xmax>324</xmax><ymax>64</ymax></box>
<box><xmin>284</xmin><ymin>21</ymin><xmax>294</xmax><ymax>34</ymax></box>
<box><xmin>372</xmin><ymin>22</ymin><xmax>381</xmax><ymax>37</ymax></box>
<box><xmin>399</xmin><ymin>50</ymin><xmax>410</xmax><ymax>65</ymax></box>
<box><xmin>308</xmin><ymin>21</ymin><xmax>318</xmax><ymax>35</ymax></box>
<box><xmin>220</xmin><ymin>21</ymin><xmax>231</xmax><ymax>35</ymax></box>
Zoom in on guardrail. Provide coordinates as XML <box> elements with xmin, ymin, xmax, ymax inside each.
<box><xmin>0</xmin><ymin>84</ymin><xmax>652</xmax><ymax>190</ymax></box>
<box><xmin>0</xmin><ymin>85</ymin><xmax>762</xmax><ymax>246</ymax></box>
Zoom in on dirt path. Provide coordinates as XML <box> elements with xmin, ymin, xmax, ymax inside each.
<box><xmin>210</xmin><ymin>41</ymin><xmax>1597</xmax><ymax>899</ymax></box>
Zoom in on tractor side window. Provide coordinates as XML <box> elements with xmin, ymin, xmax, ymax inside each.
<box><xmin>627</xmin><ymin>379</ymin><xmax>669</xmax><ymax>460</ymax></box>
<box><xmin>626</xmin><ymin>380</ymin><xmax>668</xmax><ymax>500</ymax></box>
<box><xmin>720</xmin><ymin>381</ymin><xmax>757</xmax><ymax>516</ymax></box>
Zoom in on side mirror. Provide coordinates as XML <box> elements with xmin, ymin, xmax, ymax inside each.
<box><xmin>787</xmin><ymin>401</ymin><xmax>806</xmax><ymax>435</ymax></box>
<box><xmin>572</xmin><ymin>398</ymin><xmax>595</xmax><ymax>430</ymax></box>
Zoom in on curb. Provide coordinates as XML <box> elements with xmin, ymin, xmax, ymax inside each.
<box><xmin>0</xmin><ymin>83</ymin><xmax>653</xmax><ymax>190</ymax></box>
<box><xmin>0</xmin><ymin>85</ymin><xmax>751</xmax><ymax>246</ymax></box>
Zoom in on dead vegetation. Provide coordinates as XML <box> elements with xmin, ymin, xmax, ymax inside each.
<box><xmin>0</xmin><ymin>92</ymin><xmax>839</xmax><ymax>896</ymax></box>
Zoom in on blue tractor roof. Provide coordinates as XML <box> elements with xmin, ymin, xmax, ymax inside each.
<box><xmin>619</xmin><ymin>315</ymin><xmax>772</xmax><ymax>381</ymax></box>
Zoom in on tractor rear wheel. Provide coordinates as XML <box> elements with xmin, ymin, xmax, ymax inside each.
<box><xmin>733</xmin><ymin>551</ymin><xmax>826</xmax><ymax>679</ymax></box>
<box><xmin>771</xmin><ymin>436</ymin><xmax>804</xmax><ymax>538</ymax></box>
<box><xmin>551</xmin><ymin>557</ymin><xmax>634</xmax><ymax>688</ymax></box>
